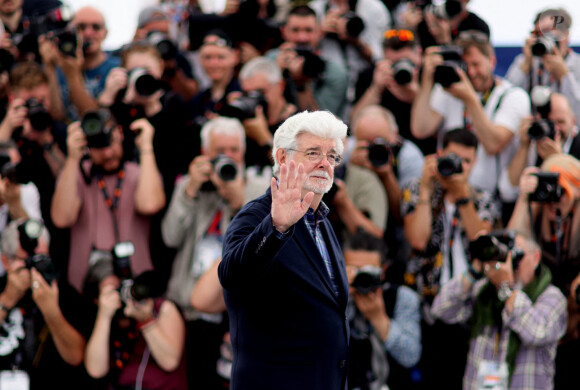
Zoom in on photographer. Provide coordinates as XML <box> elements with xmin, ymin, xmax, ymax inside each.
<box><xmin>161</xmin><ymin>116</ymin><xmax>270</xmax><ymax>389</ymax></box>
<box><xmin>411</xmin><ymin>32</ymin><xmax>531</xmax><ymax>217</ymax></box>
<box><xmin>39</xmin><ymin>6</ymin><xmax>120</xmax><ymax>121</ymax></box>
<box><xmin>500</xmin><ymin>92</ymin><xmax>580</xmax><ymax>203</ymax></box>
<box><xmin>50</xmin><ymin>111</ymin><xmax>165</xmax><ymax>294</ymax></box>
<box><xmin>267</xmin><ymin>5</ymin><xmax>348</xmax><ymax>115</ymax></box>
<box><xmin>352</xmin><ymin>28</ymin><xmax>431</xmax><ymax>154</ymax></box>
<box><xmin>84</xmin><ymin>265</ymin><xmax>186</xmax><ymax>389</ymax></box>
<box><xmin>0</xmin><ymin>218</ymin><xmax>94</xmax><ymax>389</ymax></box>
<box><xmin>431</xmin><ymin>232</ymin><xmax>567</xmax><ymax>390</ymax></box>
<box><xmin>0</xmin><ymin>62</ymin><xmax>67</xmax><ymax>230</ymax></box>
<box><xmin>506</xmin><ymin>8</ymin><xmax>580</xmax><ymax>121</ymax></box>
<box><xmin>401</xmin><ymin>128</ymin><xmax>492</xmax><ymax>388</ymax></box>
<box><xmin>344</xmin><ymin>228</ymin><xmax>421</xmax><ymax>389</ymax></box>
<box><xmin>235</xmin><ymin>56</ymin><xmax>296</xmax><ymax>168</ymax></box>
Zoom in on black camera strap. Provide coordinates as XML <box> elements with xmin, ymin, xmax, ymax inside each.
<box><xmin>95</xmin><ymin>165</ymin><xmax>126</xmax><ymax>243</ymax></box>
<box><xmin>444</xmin><ymin>204</ymin><xmax>462</xmax><ymax>279</ymax></box>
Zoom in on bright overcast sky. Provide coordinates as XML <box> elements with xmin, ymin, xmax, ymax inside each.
<box><xmin>65</xmin><ymin>0</ymin><xmax>580</xmax><ymax>50</ymax></box>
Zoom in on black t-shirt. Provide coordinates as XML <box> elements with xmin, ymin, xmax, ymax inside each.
<box><xmin>0</xmin><ymin>277</ymin><xmax>97</xmax><ymax>389</ymax></box>
<box><xmin>417</xmin><ymin>11</ymin><xmax>490</xmax><ymax>50</ymax></box>
<box><xmin>354</xmin><ymin>65</ymin><xmax>436</xmax><ymax>155</ymax></box>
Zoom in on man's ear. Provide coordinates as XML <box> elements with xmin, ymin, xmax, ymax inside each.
<box><xmin>1</xmin><ymin>254</ymin><xmax>11</xmax><ymax>272</ymax></box>
<box><xmin>276</xmin><ymin>148</ymin><xmax>287</xmax><ymax>167</ymax></box>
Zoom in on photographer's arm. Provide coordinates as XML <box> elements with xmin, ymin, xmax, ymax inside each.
<box><xmin>403</xmin><ymin>161</ymin><xmax>436</xmax><ymax>250</ymax></box>
<box><xmin>191</xmin><ymin>258</ymin><xmax>226</xmax><ymax>313</ymax></box>
<box><xmin>333</xmin><ymin>179</ymin><xmax>384</xmax><ymax>238</ymax></box>
<box><xmin>39</xmin><ymin>36</ymin><xmax>65</xmax><ymax>121</ymax></box>
<box><xmin>132</xmin><ymin>119</ymin><xmax>165</xmax><ymax>215</ymax></box>
<box><xmin>59</xmin><ymin>49</ymin><xmax>99</xmax><ymax>116</ymax></box>
<box><xmin>506</xmin><ymin>168</ymin><xmax>541</xmax><ymax>235</ymax></box>
<box><xmin>50</xmin><ymin>123</ymin><xmax>84</xmax><ymax>228</ymax></box>
<box><xmin>139</xmin><ymin>301</ymin><xmax>185</xmax><ymax>372</ymax></box>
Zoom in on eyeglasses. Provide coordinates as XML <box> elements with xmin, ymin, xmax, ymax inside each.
<box><xmin>76</xmin><ymin>23</ymin><xmax>105</xmax><ymax>32</ymax></box>
<box><xmin>384</xmin><ymin>29</ymin><xmax>414</xmax><ymax>42</ymax></box>
<box><xmin>286</xmin><ymin>148</ymin><xmax>342</xmax><ymax>166</ymax></box>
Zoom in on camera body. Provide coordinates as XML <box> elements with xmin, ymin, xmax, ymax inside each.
<box><xmin>427</xmin><ymin>0</ymin><xmax>462</xmax><ymax>19</ymax></box>
<box><xmin>212</xmin><ymin>155</ymin><xmax>238</xmax><ymax>182</ymax></box>
<box><xmin>127</xmin><ymin>67</ymin><xmax>162</xmax><ymax>97</ymax></box>
<box><xmin>392</xmin><ymin>59</ymin><xmax>415</xmax><ymax>86</ymax></box>
<box><xmin>118</xmin><ymin>270</ymin><xmax>164</xmax><ymax>304</ymax></box>
<box><xmin>17</xmin><ymin>219</ymin><xmax>58</xmax><ymax>283</ymax></box>
<box><xmin>529</xmin><ymin>172</ymin><xmax>562</xmax><ymax>203</ymax></box>
<box><xmin>24</xmin><ymin>98</ymin><xmax>52</xmax><ymax>132</ymax></box>
<box><xmin>531</xmin><ymin>36</ymin><xmax>556</xmax><ymax>57</ymax></box>
<box><xmin>294</xmin><ymin>45</ymin><xmax>326</xmax><ymax>79</ymax></box>
<box><xmin>433</xmin><ymin>46</ymin><xmax>464</xmax><ymax>88</ymax></box>
<box><xmin>528</xmin><ymin>119</ymin><xmax>555</xmax><ymax>140</ymax></box>
<box><xmin>341</xmin><ymin>12</ymin><xmax>365</xmax><ymax>38</ymax></box>
<box><xmin>351</xmin><ymin>265</ymin><xmax>383</xmax><ymax>295</ymax></box>
<box><xmin>367</xmin><ymin>138</ymin><xmax>391</xmax><ymax>167</ymax></box>
<box><xmin>148</xmin><ymin>32</ymin><xmax>178</xmax><ymax>60</ymax></box>
<box><xmin>218</xmin><ymin>91</ymin><xmax>266</xmax><ymax>121</ymax></box>
<box><xmin>437</xmin><ymin>153</ymin><xmax>463</xmax><ymax>177</ymax></box>
<box><xmin>81</xmin><ymin>110</ymin><xmax>113</xmax><ymax>148</ymax></box>
<box><xmin>469</xmin><ymin>230</ymin><xmax>524</xmax><ymax>271</ymax></box>
<box><xmin>26</xmin><ymin>254</ymin><xmax>58</xmax><ymax>284</ymax></box>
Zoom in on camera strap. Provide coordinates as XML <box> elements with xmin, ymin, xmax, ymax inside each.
<box><xmin>444</xmin><ymin>205</ymin><xmax>462</xmax><ymax>278</ymax></box>
<box><xmin>95</xmin><ymin>165</ymin><xmax>126</xmax><ymax>242</ymax></box>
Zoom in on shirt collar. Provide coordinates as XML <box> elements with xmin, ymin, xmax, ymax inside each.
<box><xmin>305</xmin><ymin>201</ymin><xmax>330</xmax><ymax>222</ymax></box>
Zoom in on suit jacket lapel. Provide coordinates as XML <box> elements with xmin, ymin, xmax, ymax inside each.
<box><xmin>293</xmin><ymin>219</ymin><xmax>341</xmax><ymax>306</ymax></box>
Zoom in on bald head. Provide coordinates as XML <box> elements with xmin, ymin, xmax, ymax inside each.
<box><xmin>549</xmin><ymin>93</ymin><xmax>576</xmax><ymax>139</ymax></box>
<box><xmin>352</xmin><ymin>105</ymin><xmax>399</xmax><ymax>144</ymax></box>
<box><xmin>72</xmin><ymin>6</ymin><xmax>107</xmax><ymax>56</ymax></box>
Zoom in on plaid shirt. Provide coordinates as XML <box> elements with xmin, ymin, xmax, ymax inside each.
<box><xmin>432</xmin><ymin>276</ymin><xmax>567</xmax><ymax>390</ymax></box>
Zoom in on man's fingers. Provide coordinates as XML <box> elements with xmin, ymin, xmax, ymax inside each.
<box><xmin>302</xmin><ymin>191</ymin><xmax>314</xmax><ymax>212</ymax></box>
<box><xmin>278</xmin><ymin>163</ymin><xmax>288</xmax><ymax>192</ymax></box>
<box><xmin>287</xmin><ymin>160</ymin><xmax>297</xmax><ymax>189</ymax></box>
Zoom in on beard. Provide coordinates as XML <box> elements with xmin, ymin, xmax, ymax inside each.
<box><xmin>303</xmin><ymin>170</ymin><xmax>333</xmax><ymax>194</ymax></box>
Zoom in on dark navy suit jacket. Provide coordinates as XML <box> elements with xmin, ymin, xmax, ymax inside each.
<box><xmin>219</xmin><ymin>189</ymin><xmax>350</xmax><ymax>390</ymax></box>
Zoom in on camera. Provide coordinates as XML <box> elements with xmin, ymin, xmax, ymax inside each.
<box><xmin>17</xmin><ymin>219</ymin><xmax>59</xmax><ymax>283</ymax></box>
<box><xmin>437</xmin><ymin>153</ymin><xmax>463</xmax><ymax>177</ymax></box>
<box><xmin>24</xmin><ymin>98</ymin><xmax>52</xmax><ymax>131</ymax></box>
<box><xmin>0</xmin><ymin>153</ymin><xmax>25</xmax><ymax>184</ymax></box>
<box><xmin>469</xmin><ymin>230</ymin><xmax>525</xmax><ymax>271</ymax></box>
<box><xmin>528</xmin><ymin>119</ymin><xmax>555</xmax><ymax>140</ymax></box>
<box><xmin>367</xmin><ymin>138</ymin><xmax>391</xmax><ymax>167</ymax></box>
<box><xmin>218</xmin><ymin>91</ymin><xmax>266</xmax><ymax>121</ymax></box>
<box><xmin>433</xmin><ymin>46</ymin><xmax>464</xmax><ymax>88</ymax></box>
<box><xmin>531</xmin><ymin>36</ymin><xmax>556</xmax><ymax>57</ymax></box>
<box><xmin>112</xmin><ymin>241</ymin><xmax>135</xmax><ymax>281</ymax></box>
<box><xmin>81</xmin><ymin>110</ymin><xmax>113</xmax><ymax>148</ymax></box>
<box><xmin>127</xmin><ymin>67</ymin><xmax>162</xmax><ymax>97</ymax></box>
<box><xmin>294</xmin><ymin>45</ymin><xmax>326</xmax><ymax>79</ymax></box>
<box><xmin>118</xmin><ymin>270</ymin><xmax>164</xmax><ymax>304</ymax></box>
<box><xmin>341</xmin><ymin>12</ymin><xmax>365</xmax><ymax>39</ymax></box>
<box><xmin>427</xmin><ymin>0</ymin><xmax>463</xmax><ymax>19</ymax></box>
<box><xmin>529</xmin><ymin>172</ymin><xmax>562</xmax><ymax>203</ymax></box>
<box><xmin>392</xmin><ymin>59</ymin><xmax>415</xmax><ymax>85</ymax></box>
<box><xmin>351</xmin><ymin>265</ymin><xmax>383</xmax><ymax>295</ymax></box>
<box><xmin>212</xmin><ymin>155</ymin><xmax>238</xmax><ymax>181</ymax></box>
<box><xmin>148</xmin><ymin>32</ymin><xmax>178</xmax><ymax>60</ymax></box>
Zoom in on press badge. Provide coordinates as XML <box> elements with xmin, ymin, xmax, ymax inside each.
<box><xmin>0</xmin><ymin>370</ymin><xmax>30</xmax><ymax>390</ymax></box>
<box><xmin>475</xmin><ymin>360</ymin><xmax>508</xmax><ymax>390</ymax></box>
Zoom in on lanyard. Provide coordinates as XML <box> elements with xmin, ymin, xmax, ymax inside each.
<box><xmin>446</xmin><ymin>205</ymin><xmax>462</xmax><ymax>278</ymax></box>
<box><xmin>96</xmin><ymin>167</ymin><xmax>125</xmax><ymax>242</ymax></box>
<box><xmin>206</xmin><ymin>209</ymin><xmax>223</xmax><ymax>236</ymax></box>
<box><xmin>463</xmin><ymin>80</ymin><xmax>496</xmax><ymax>130</ymax></box>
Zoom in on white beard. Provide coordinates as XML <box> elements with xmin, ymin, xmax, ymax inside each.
<box><xmin>303</xmin><ymin>170</ymin><xmax>333</xmax><ymax>194</ymax></box>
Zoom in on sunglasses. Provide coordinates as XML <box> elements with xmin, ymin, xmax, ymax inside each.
<box><xmin>384</xmin><ymin>29</ymin><xmax>414</xmax><ymax>42</ymax></box>
<box><xmin>76</xmin><ymin>23</ymin><xmax>104</xmax><ymax>32</ymax></box>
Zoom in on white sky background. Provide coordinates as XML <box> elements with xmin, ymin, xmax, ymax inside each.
<box><xmin>65</xmin><ymin>0</ymin><xmax>580</xmax><ymax>50</ymax></box>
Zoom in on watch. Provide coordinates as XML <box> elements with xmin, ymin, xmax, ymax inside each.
<box><xmin>497</xmin><ymin>282</ymin><xmax>513</xmax><ymax>302</ymax></box>
<box><xmin>456</xmin><ymin>197</ymin><xmax>471</xmax><ymax>207</ymax></box>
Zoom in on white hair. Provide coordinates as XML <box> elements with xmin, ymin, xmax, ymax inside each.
<box><xmin>239</xmin><ymin>56</ymin><xmax>282</xmax><ymax>84</ymax></box>
<box><xmin>271</xmin><ymin>111</ymin><xmax>347</xmax><ymax>175</ymax></box>
<box><xmin>200</xmin><ymin>116</ymin><xmax>246</xmax><ymax>153</ymax></box>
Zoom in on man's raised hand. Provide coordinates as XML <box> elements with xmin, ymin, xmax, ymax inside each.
<box><xmin>271</xmin><ymin>160</ymin><xmax>314</xmax><ymax>233</ymax></box>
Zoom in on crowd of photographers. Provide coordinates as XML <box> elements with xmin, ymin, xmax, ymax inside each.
<box><xmin>0</xmin><ymin>0</ymin><xmax>578</xmax><ymax>389</ymax></box>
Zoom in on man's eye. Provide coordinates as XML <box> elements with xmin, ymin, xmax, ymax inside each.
<box><xmin>306</xmin><ymin>151</ymin><xmax>320</xmax><ymax>158</ymax></box>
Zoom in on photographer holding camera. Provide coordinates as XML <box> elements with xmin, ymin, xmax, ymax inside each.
<box><xmin>0</xmin><ymin>218</ymin><xmax>95</xmax><ymax>389</ymax></box>
<box><xmin>161</xmin><ymin>116</ymin><xmax>270</xmax><ymax>389</ymax></box>
<box><xmin>84</xmin><ymin>260</ymin><xmax>187</xmax><ymax>390</ymax></box>
<box><xmin>500</xmin><ymin>92</ymin><xmax>580</xmax><ymax>203</ymax></box>
<box><xmin>39</xmin><ymin>6</ymin><xmax>120</xmax><ymax>121</ymax></box>
<box><xmin>506</xmin><ymin>8</ymin><xmax>580</xmax><ymax>121</ymax></box>
<box><xmin>431</xmin><ymin>231</ymin><xmax>567</xmax><ymax>390</ymax></box>
<box><xmin>267</xmin><ymin>5</ymin><xmax>348</xmax><ymax>116</ymax></box>
<box><xmin>411</xmin><ymin>32</ymin><xmax>531</xmax><ymax>217</ymax></box>
<box><xmin>401</xmin><ymin>128</ymin><xmax>493</xmax><ymax>388</ymax></box>
<box><xmin>50</xmin><ymin>110</ymin><xmax>165</xmax><ymax>294</ymax></box>
<box><xmin>344</xmin><ymin>228</ymin><xmax>421</xmax><ymax>389</ymax></box>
